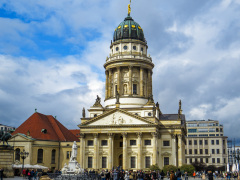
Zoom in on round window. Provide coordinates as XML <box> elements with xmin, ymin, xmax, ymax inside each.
<box><xmin>148</xmin><ymin>112</ymin><xmax>152</xmax><ymax>116</ymax></box>
<box><xmin>133</xmin><ymin>46</ymin><xmax>136</xmax><ymax>50</ymax></box>
<box><xmin>116</xmin><ymin>47</ymin><xmax>119</xmax><ymax>51</ymax></box>
<box><xmin>123</xmin><ymin>45</ymin><xmax>128</xmax><ymax>50</ymax></box>
<box><xmin>94</xmin><ymin>114</ymin><xmax>97</xmax><ymax>117</ymax></box>
<box><xmin>135</xmin><ymin>113</ymin><xmax>138</xmax><ymax>116</ymax></box>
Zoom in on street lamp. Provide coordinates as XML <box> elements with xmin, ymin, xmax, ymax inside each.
<box><xmin>19</xmin><ymin>149</ymin><xmax>29</xmax><ymax>174</ymax></box>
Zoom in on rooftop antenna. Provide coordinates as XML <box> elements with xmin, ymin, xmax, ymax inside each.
<box><xmin>128</xmin><ymin>0</ymin><xmax>131</xmax><ymax>16</ymax></box>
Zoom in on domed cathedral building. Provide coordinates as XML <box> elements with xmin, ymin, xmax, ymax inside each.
<box><xmin>78</xmin><ymin>2</ymin><xmax>186</xmax><ymax>170</ymax></box>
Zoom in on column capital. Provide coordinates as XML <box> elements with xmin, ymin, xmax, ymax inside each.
<box><xmin>93</xmin><ymin>133</ymin><xmax>98</xmax><ymax>138</ymax></box>
<box><xmin>107</xmin><ymin>133</ymin><xmax>114</xmax><ymax>137</ymax></box>
<box><xmin>137</xmin><ymin>132</ymin><xmax>142</xmax><ymax>138</ymax></box>
<box><xmin>80</xmin><ymin>133</ymin><xmax>85</xmax><ymax>138</ymax></box>
<box><xmin>177</xmin><ymin>134</ymin><xmax>182</xmax><ymax>138</ymax></box>
<box><xmin>171</xmin><ymin>134</ymin><xmax>176</xmax><ymax>139</ymax></box>
<box><xmin>121</xmin><ymin>132</ymin><xmax>127</xmax><ymax>138</ymax></box>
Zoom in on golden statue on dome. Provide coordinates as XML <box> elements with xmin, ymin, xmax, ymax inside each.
<box><xmin>128</xmin><ymin>0</ymin><xmax>131</xmax><ymax>16</ymax></box>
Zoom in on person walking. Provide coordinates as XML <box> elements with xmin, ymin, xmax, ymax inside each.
<box><xmin>160</xmin><ymin>170</ymin><xmax>165</xmax><ymax>180</ymax></box>
<box><xmin>0</xmin><ymin>168</ymin><xmax>4</xmax><ymax>180</ymax></box>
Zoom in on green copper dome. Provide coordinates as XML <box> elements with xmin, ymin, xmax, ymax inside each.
<box><xmin>113</xmin><ymin>16</ymin><xmax>146</xmax><ymax>43</ymax></box>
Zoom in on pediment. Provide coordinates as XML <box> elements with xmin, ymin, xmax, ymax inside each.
<box><xmin>83</xmin><ymin>109</ymin><xmax>154</xmax><ymax>126</ymax></box>
<box><xmin>10</xmin><ymin>133</ymin><xmax>35</xmax><ymax>141</ymax></box>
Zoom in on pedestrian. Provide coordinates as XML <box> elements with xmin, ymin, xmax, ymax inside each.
<box><xmin>170</xmin><ymin>170</ymin><xmax>175</xmax><ymax>180</ymax></box>
<box><xmin>208</xmin><ymin>171</ymin><xmax>213</xmax><ymax>180</ymax></box>
<box><xmin>0</xmin><ymin>168</ymin><xmax>4</xmax><ymax>180</ymax></box>
<box><xmin>176</xmin><ymin>169</ymin><xmax>181</xmax><ymax>180</ymax></box>
<box><xmin>184</xmin><ymin>172</ymin><xmax>188</xmax><ymax>180</ymax></box>
<box><xmin>193</xmin><ymin>171</ymin><xmax>196</xmax><ymax>179</ymax></box>
<box><xmin>160</xmin><ymin>170</ymin><xmax>165</xmax><ymax>180</ymax></box>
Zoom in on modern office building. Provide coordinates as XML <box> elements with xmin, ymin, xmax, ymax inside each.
<box><xmin>185</xmin><ymin>119</ymin><xmax>228</xmax><ymax>167</ymax></box>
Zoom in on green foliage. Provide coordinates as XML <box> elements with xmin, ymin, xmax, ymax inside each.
<box><xmin>150</xmin><ymin>164</ymin><xmax>161</xmax><ymax>171</ymax></box>
<box><xmin>180</xmin><ymin>164</ymin><xmax>195</xmax><ymax>175</ymax></box>
<box><xmin>163</xmin><ymin>165</ymin><xmax>177</xmax><ymax>174</ymax></box>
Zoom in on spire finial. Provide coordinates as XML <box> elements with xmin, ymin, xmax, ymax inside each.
<box><xmin>128</xmin><ymin>0</ymin><xmax>131</xmax><ymax>16</ymax></box>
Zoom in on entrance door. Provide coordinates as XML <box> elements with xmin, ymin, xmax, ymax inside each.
<box><xmin>119</xmin><ymin>154</ymin><xmax>123</xmax><ymax>167</ymax></box>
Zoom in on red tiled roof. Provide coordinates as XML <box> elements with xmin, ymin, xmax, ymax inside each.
<box><xmin>69</xmin><ymin>129</ymin><xmax>80</xmax><ymax>138</ymax></box>
<box><xmin>12</xmin><ymin>112</ymin><xmax>79</xmax><ymax>142</ymax></box>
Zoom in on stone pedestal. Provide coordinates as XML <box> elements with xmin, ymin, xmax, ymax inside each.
<box><xmin>68</xmin><ymin>161</ymin><xmax>78</xmax><ymax>171</ymax></box>
<box><xmin>0</xmin><ymin>145</ymin><xmax>14</xmax><ymax>177</ymax></box>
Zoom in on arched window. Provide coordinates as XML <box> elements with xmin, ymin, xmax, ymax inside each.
<box><xmin>37</xmin><ymin>149</ymin><xmax>43</xmax><ymax>163</ymax></box>
<box><xmin>15</xmin><ymin>148</ymin><xmax>20</xmax><ymax>161</ymax></box>
<box><xmin>51</xmin><ymin>149</ymin><xmax>56</xmax><ymax>164</ymax></box>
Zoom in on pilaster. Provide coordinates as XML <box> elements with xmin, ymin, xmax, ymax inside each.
<box><xmin>117</xmin><ymin>67</ymin><xmax>121</xmax><ymax>95</ymax></box>
<box><xmin>93</xmin><ymin>133</ymin><xmax>99</xmax><ymax>169</ymax></box>
<box><xmin>105</xmin><ymin>70</ymin><xmax>109</xmax><ymax>99</ymax></box>
<box><xmin>171</xmin><ymin>134</ymin><xmax>177</xmax><ymax>166</ymax></box>
<box><xmin>80</xmin><ymin>133</ymin><xmax>85</xmax><ymax>168</ymax></box>
<box><xmin>108</xmin><ymin>133</ymin><xmax>114</xmax><ymax>169</ymax></box>
<box><xmin>177</xmin><ymin>134</ymin><xmax>183</xmax><ymax>167</ymax></box>
<box><xmin>137</xmin><ymin>132</ymin><xmax>142</xmax><ymax>169</ymax></box>
<box><xmin>122</xmin><ymin>132</ymin><xmax>128</xmax><ymax>170</ymax></box>
<box><xmin>108</xmin><ymin>69</ymin><xmax>112</xmax><ymax>98</ymax></box>
<box><xmin>140</xmin><ymin>67</ymin><xmax>144</xmax><ymax>96</ymax></box>
<box><xmin>128</xmin><ymin>66</ymin><xmax>132</xmax><ymax>96</ymax></box>
<box><xmin>152</xmin><ymin>132</ymin><xmax>157</xmax><ymax>165</ymax></box>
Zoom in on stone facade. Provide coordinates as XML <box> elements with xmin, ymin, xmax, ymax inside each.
<box><xmin>185</xmin><ymin>120</ymin><xmax>228</xmax><ymax>167</ymax></box>
<box><xmin>78</xmin><ymin>13</ymin><xmax>186</xmax><ymax>171</ymax></box>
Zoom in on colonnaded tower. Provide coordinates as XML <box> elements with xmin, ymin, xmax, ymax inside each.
<box><xmin>78</xmin><ymin>2</ymin><xmax>186</xmax><ymax>170</ymax></box>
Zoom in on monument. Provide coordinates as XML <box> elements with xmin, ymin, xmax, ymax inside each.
<box><xmin>0</xmin><ymin>130</ymin><xmax>14</xmax><ymax>177</ymax></box>
<box><xmin>61</xmin><ymin>141</ymin><xmax>83</xmax><ymax>174</ymax></box>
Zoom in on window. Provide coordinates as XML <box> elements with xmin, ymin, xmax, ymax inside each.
<box><xmin>209</xmin><ymin>134</ymin><xmax>215</xmax><ymax>136</ymax></box>
<box><xmin>216</xmin><ymin>140</ymin><xmax>219</xmax><ymax>145</ymax></box>
<box><xmin>217</xmin><ymin>149</ymin><xmax>220</xmax><ymax>154</ymax></box>
<box><xmin>131</xmin><ymin>157</ymin><xmax>136</xmax><ymax>168</ymax></box>
<box><xmin>94</xmin><ymin>114</ymin><xmax>97</xmax><ymax>117</ymax></box>
<box><xmin>51</xmin><ymin>149</ymin><xmax>56</xmax><ymax>164</ymax></box>
<box><xmin>224</xmin><ymin>158</ymin><xmax>226</xmax><ymax>163</ymax></box>
<box><xmin>102</xmin><ymin>157</ymin><xmax>107</xmax><ymax>168</ymax></box>
<box><xmin>212</xmin><ymin>158</ymin><xmax>215</xmax><ymax>163</ymax></box>
<box><xmin>212</xmin><ymin>149</ymin><xmax>215</xmax><ymax>154</ymax></box>
<box><xmin>200</xmin><ymin>158</ymin><xmax>203</xmax><ymax>163</ymax></box>
<box><xmin>200</xmin><ymin>149</ymin><xmax>203</xmax><ymax>154</ymax></box>
<box><xmin>199</xmin><ymin>140</ymin><xmax>203</xmax><ymax>145</ymax></box>
<box><xmin>15</xmin><ymin>148</ymin><xmax>20</xmax><ymax>161</ymax></box>
<box><xmin>123</xmin><ymin>45</ymin><xmax>128</xmax><ymax>50</ymax></box>
<box><xmin>67</xmin><ymin>151</ymin><xmax>71</xmax><ymax>159</ymax></box>
<box><xmin>148</xmin><ymin>112</ymin><xmax>152</xmax><ymax>116</ymax></box>
<box><xmin>115</xmin><ymin>85</ymin><xmax>118</xmax><ymax>96</ymax></box>
<box><xmin>88</xmin><ymin>157</ymin><xmax>93</xmax><ymax>168</ymax></box>
<box><xmin>188</xmin><ymin>129</ymin><xmax>197</xmax><ymax>133</ymax></box>
<box><xmin>116</xmin><ymin>47</ymin><xmax>119</xmax><ymax>51</ymax></box>
<box><xmin>198</xmin><ymin>128</ymin><xmax>208</xmax><ymax>132</ymax></box>
<box><xmin>194</xmin><ymin>149</ymin><xmax>198</xmax><ymax>154</ymax></box>
<box><xmin>164</xmin><ymin>157</ymin><xmax>169</xmax><ymax>166</ymax></box>
<box><xmin>144</xmin><ymin>140</ymin><xmax>151</xmax><ymax>146</ymax></box>
<box><xmin>205</xmin><ymin>149</ymin><xmax>208</xmax><ymax>154</ymax></box>
<box><xmin>190</xmin><ymin>158</ymin><xmax>192</xmax><ymax>163</ymax></box>
<box><xmin>189</xmin><ymin>140</ymin><xmax>192</xmax><ymax>145</ymax></box>
<box><xmin>211</xmin><ymin>140</ymin><xmax>214</xmax><ymax>145</ymax></box>
<box><xmin>133</xmin><ymin>84</ymin><xmax>137</xmax><ymax>95</ymax></box>
<box><xmin>101</xmin><ymin>140</ymin><xmax>108</xmax><ymax>146</ymax></box>
<box><xmin>141</xmin><ymin>47</ymin><xmax>143</xmax><ymax>52</ymax></box>
<box><xmin>120</xmin><ymin>142</ymin><xmax>123</xmax><ymax>147</ymax></box>
<box><xmin>163</xmin><ymin>141</ymin><xmax>170</xmax><ymax>146</ymax></box>
<box><xmin>223</xmin><ymin>140</ymin><xmax>225</xmax><ymax>145</ymax></box>
<box><xmin>194</xmin><ymin>140</ymin><xmax>197</xmax><ymax>145</ymax></box>
<box><xmin>37</xmin><ymin>149</ymin><xmax>43</xmax><ymax>163</ymax></box>
<box><xmin>217</xmin><ymin>158</ymin><xmax>220</xmax><ymax>163</ymax></box>
<box><xmin>145</xmin><ymin>156</ymin><xmax>150</xmax><ymax>168</ymax></box>
<box><xmin>205</xmin><ymin>140</ymin><xmax>208</xmax><ymax>145</ymax></box>
<box><xmin>189</xmin><ymin>149</ymin><xmax>192</xmax><ymax>154</ymax></box>
<box><xmin>223</xmin><ymin>149</ymin><xmax>226</xmax><ymax>154</ymax></box>
<box><xmin>195</xmin><ymin>158</ymin><xmax>198</xmax><ymax>162</ymax></box>
<box><xmin>206</xmin><ymin>158</ymin><xmax>208</xmax><ymax>163</ymax></box>
<box><xmin>199</xmin><ymin>134</ymin><xmax>208</xmax><ymax>137</ymax></box>
<box><xmin>88</xmin><ymin>140</ymin><xmax>93</xmax><ymax>146</ymax></box>
<box><xmin>130</xmin><ymin>140</ymin><xmax>136</xmax><ymax>146</ymax></box>
<box><xmin>133</xmin><ymin>46</ymin><xmax>136</xmax><ymax>50</ymax></box>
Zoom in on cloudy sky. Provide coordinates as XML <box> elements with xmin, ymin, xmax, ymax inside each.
<box><xmin>0</xmin><ymin>0</ymin><xmax>240</xmax><ymax>140</ymax></box>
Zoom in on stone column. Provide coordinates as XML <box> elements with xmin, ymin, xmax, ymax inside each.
<box><xmin>178</xmin><ymin>134</ymin><xmax>183</xmax><ymax>167</ymax></box>
<box><xmin>128</xmin><ymin>66</ymin><xmax>132</xmax><ymax>95</ymax></box>
<box><xmin>108</xmin><ymin>133</ymin><xmax>114</xmax><ymax>169</ymax></box>
<box><xmin>105</xmin><ymin>70</ymin><xmax>109</xmax><ymax>99</ymax></box>
<box><xmin>171</xmin><ymin>134</ymin><xmax>177</xmax><ymax>166</ymax></box>
<box><xmin>140</xmin><ymin>67</ymin><xmax>144</xmax><ymax>96</ymax></box>
<box><xmin>122</xmin><ymin>133</ymin><xmax>128</xmax><ymax>170</ymax></box>
<box><xmin>147</xmin><ymin>69</ymin><xmax>152</xmax><ymax>96</ymax></box>
<box><xmin>152</xmin><ymin>132</ymin><xmax>157</xmax><ymax>165</ymax></box>
<box><xmin>93</xmin><ymin>133</ymin><xmax>99</xmax><ymax>169</ymax></box>
<box><xmin>137</xmin><ymin>132</ymin><xmax>142</xmax><ymax>169</ymax></box>
<box><xmin>117</xmin><ymin>67</ymin><xmax>121</xmax><ymax>95</ymax></box>
<box><xmin>80</xmin><ymin>133</ymin><xmax>85</xmax><ymax>168</ymax></box>
<box><xmin>108</xmin><ymin>69</ymin><xmax>112</xmax><ymax>98</ymax></box>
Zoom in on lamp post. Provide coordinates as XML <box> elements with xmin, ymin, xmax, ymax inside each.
<box><xmin>19</xmin><ymin>149</ymin><xmax>29</xmax><ymax>174</ymax></box>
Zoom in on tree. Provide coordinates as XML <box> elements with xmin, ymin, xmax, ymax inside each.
<box><xmin>163</xmin><ymin>165</ymin><xmax>177</xmax><ymax>174</ymax></box>
<box><xmin>180</xmin><ymin>164</ymin><xmax>195</xmax><ymax>175</ymax></box>
<box><xmin>150</xmin><ymin>164</ymin><xmax>161</xmax><ymax>171</ymax></box>
<box><xmin>191</xmin><ymin>161</ymin><xmax>207</xmax><ymax>171</ymax></box>
<box><xmin>207</xmin><ymin>165</ymin><xmax>217</xmax><ymax>172</ymax></box>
